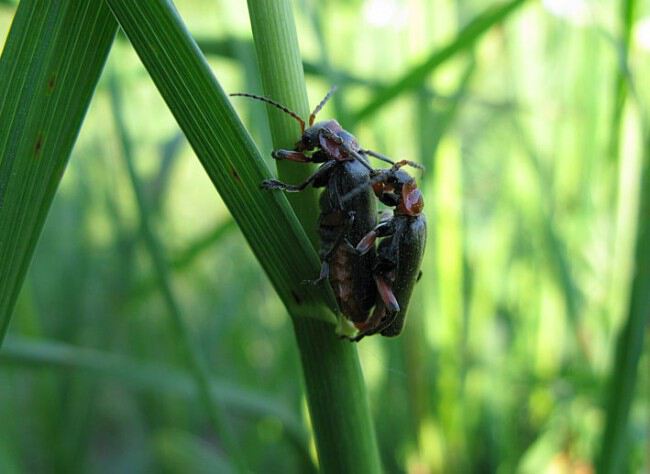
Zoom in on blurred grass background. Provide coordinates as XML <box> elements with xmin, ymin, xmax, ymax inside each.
<box><xmin>0</xmin><ymin>0</ymin><xmax>648</xmax><ymax>472</ymax></box>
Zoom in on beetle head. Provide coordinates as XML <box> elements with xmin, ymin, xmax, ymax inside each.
<box><xmin>373</xmin><ymin>169</ymin><xmax>424</xmax><ymax>216</ymax></box>
<box><xmin>298</xmin><ymin>120</ymin><xmax>361</xmax><ymax>162</ymax></box>
<box><xmin>298</xmin><ymin>120</ymin><xmax>342</xmax><ymax>151</ymax></box>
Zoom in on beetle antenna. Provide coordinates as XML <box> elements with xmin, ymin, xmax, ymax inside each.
<box><xmin>348</xmin><ymin>149</ymin><xmax>374</xmax><ymax>172</ymax></box>
<box><xmin>360</xmin><ymin>149</ymin><xmax>395</xmax><ymax>165</ymax></box>
<box><xmin>309</xmin><ymin>86</ymin><xmax>337</xmax><ymax>126</ymax></box>
<box><xmin>392</xmin><ymin>159</ymin><xmax>425</xmax><ymax>172</ymax></box>
<box><xmin>340</xmin><ymin>170</ymin><xmax>387</xmax><ymax>204</ymax></box>
<box><xmin>361</xmin><ymin>150</ymin><xmax>425</xmax><ymax>172</ymax></box>
<box><xmin>230</xmin><ymin>92</ymin><xmax>306</xmax><ymax>132</ymax></box>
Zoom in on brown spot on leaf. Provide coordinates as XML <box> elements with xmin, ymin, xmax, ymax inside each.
<box><xmin>291</xmin><ymin>290</ymin><xmax>303</xmax><ymax>305</ymax></box>
<box><xmin>34</xmin><ymin>133</ymin><xmax>44</xmax><ymax>157</ymax></box>
<box><xmin>47</xmin><ymin>73</ymin><xmax>56</xmax><ymax>92</ymax></box>
<box><xmin>230</xmin><ymin>166</ymin><xmax>241</xmax><ymax>182</ymax></box>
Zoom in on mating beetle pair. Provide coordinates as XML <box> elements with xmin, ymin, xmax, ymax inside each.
<box><xmin>231</xmin><ymin>88</ymin><xmax>426</xmax><ymax>341</ymax></box>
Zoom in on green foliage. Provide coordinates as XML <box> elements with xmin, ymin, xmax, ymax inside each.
<box><xmin>351</xmin><ymin>0</ymin><xmax>530</xmax><ymax>124</ymax></box>
<box><xmin>0</xmin><ymin>0</ymin><xmax>648</xmax><ymax>472</ymax></box>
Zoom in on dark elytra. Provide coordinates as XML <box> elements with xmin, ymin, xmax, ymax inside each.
<box><xmin>349</xmin><ymin>163</ymin><xmax>427</xmax><ymax>340</ymax></box>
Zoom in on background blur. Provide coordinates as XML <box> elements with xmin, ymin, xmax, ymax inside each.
<box><xmin>0</xmin><ymin>0</ymin><xmax>648</xmax><ymax>472</ymax></box>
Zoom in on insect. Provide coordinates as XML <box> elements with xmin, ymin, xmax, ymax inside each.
<box><xmin>230</xmin><ymin>88</ymin><xmax>394</xmax><ymax>326</ymax></box>
<box><xmin>344</xmin><ymin>161</ymin><xmax>427</xmax><ymax>341</ymax></box>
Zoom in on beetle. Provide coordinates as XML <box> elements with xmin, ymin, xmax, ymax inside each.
<box><xmin>344</xmin><ymin>161</ymin><xmax>427</xmax><ymax>341</ymax></box>
<box><xmin>230</xmin><ymin>88</ymin><xmax>400</xmax><ymax>326</ymax></box>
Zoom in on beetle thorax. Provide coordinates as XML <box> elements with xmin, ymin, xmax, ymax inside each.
<box><xmin>397</xmin><ymin>180</ymin><xmax>424</xmax><ymax>216</ymax></box>
<box><xmin>299</xmin><ymin>119</ymin><xmax>361</xmax><ymax>160</ymax></box>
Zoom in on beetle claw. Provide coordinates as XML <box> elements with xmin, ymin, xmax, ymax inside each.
<box><xmin>260</xmin><ymin>179</ymin><xmax>284</xmax><ymax>190</ymax></box>
<box><xmin>301</xmin><ymin>276</ymin><xmax>325</xmax><ymax>286</ymax></box>
<box><xmin>343</xmin><ymin>238</ymin><xmax>356</xmax><ymax>251</ymax></box>
<box><xmin>302</xmin><ymin>261</ymin><xmax>330</xmax><ymax>286</ymax></box>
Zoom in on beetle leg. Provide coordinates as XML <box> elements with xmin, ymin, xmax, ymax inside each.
<box><xmin>319</xmin><ymin>211</ymin><xmax>356</xmax><ymax>261</ymax></box>
<box><xmin>355</xmin><ymin>220</ymin><xmax>395</xmax><ymax>255</ymax></box>
<box><xmin>304</xmin><ymin>211</ymin><xmax>356</xmax><ymax>285</ymax></box>
<box><xmin>355</xmin><ymin>230</ymin><xmax>377</xmax><ymax>255</ymax></box>
<box><xmin>375</xmin><ymin>309</ymin><xmax>400</xmax><ymax>336</ymax></box>
<box><xmin>271</xmin><ymin>149</ymin><xmax>311</xmax><ymax>162</ymax></box>
<box><xmin>374</xmin><ymin>274</ymin><xmax>400</xmax><ymax>313</ymax></box>
<box><xmin>352</xmin><ymin>292</ymin><xmax>399</xmax><ymax>341</ymax></box>
<box><xmin>260</xmin><ymin>160</ymin><xmax>336</xmax><ymax>192</ymax></box>
<box><xmin>303</xmin><ymin>261</ymin><xmax>330</xmax><ymax>285</ymax></box>
<box><xmin>342</xmin><ymin>238</ymin><xmax>357</xmax><ymax>251</ymax></box>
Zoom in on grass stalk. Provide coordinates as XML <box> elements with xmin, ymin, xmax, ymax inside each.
<box><xmin>244</xmin><ymin>1</ymin><xmax>381</xmax><ymax>472</ymax></box>
<box><xmin>596</xmin><ymin>129</ymin><xmax>650</xmax><ymax>473</ymax></box>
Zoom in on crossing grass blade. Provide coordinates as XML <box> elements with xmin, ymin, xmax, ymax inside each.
<box><xmin>108</xmin><ymin>74</ymin><xmax>245</xmax><ymax>470</ymax></box>
<box><xmin>351</xmin><ymin>0</ymin><xmax>529</xmax><ymax>124</ymax></box>
<box><xmin>104</xmin><ymin>0</ymin><xmax>337</xmax><ymax>323</ymax></box>
<box><xmin>153</xmin><ymin>430</ymin><xmax>235</xmax><ymax>474</ymax></box>
<box><xmin>0</xmin><ymin>335</ymin><xmax>309</xmax><ymax>451</ymax></box>
<box><xmin>192</xmin><ymin>36</ymin><xmax>385</xmax><ymax>91</ymax></box>
<box><xmin>0</xmin><ymin>0</ymin><xmax>117</xmax><ymax>343</ymax></box>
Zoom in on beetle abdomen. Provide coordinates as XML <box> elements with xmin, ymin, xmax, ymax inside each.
<box><xmin>329</xmin><ymin>244</ymin><xmax>374</xmax><ymax>323</ymax></box>
<box><xmin>317</xmin><ymin>161</ymin><xmax>377</xmax><ymax>324</ymax></box>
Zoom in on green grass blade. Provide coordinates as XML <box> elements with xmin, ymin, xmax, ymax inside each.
<box><xmin>108</xmin><ymin>74</ymin><xmax>244</xmax><ymax>470</ymax></box>
<box><xmin>153</xmin><ymin>430</ymin><xmax>234</xmax><ymax>474</ymax></box>
<box><xmin>170</xmin><ymin>218</ymin><xmax>237</xmax><ymax>270</ymax></box>
<box><xmin>596</xmin><ymin>131</ymin><xmax>650</xmax><ymax>473</ymax></box>
<box><xmin>193</xmin><ymin>36</ymin><xmax>385</xmax><ymax>91</ymax></box>
<box><xmin>103</xmin><ymin>0</ymin><xmax>337</xmax><ymax>322</ymax></box>
<box><xmin>243</xmin><ymin>0</ymin><xmax>320</xmax><ymax>245</ymax></box>
<box><xmin>0</xmin><ymin>336</ymin><xmax>309</xmax><ymax>451</ymax></box>
<box><xmin>299</xmin><ymin>0</ymin><xmax>351</xmax><ymax>126</ymax></box>
<box><xmin>351</xmin><ymin>0</ymin><xmax>529</xmax><ymax>124</ymax></box>
<box><xmin>132</xmin><ymin>218</ymin><xmax>238</xmax><ymax>300</ymax></box>
<box><xmin>417</xmin><ymin>58</ymin><xmax>476</xmax><ymax>178</ymax></box>
<box><xmin>0</xmin><ymin>0</ymin><xmax>117</xmax><ymax>343</ymax></box>
<box><xmin>511</xmin><ymin>118</ymin><xmax>588</xmax><ymax>359</ymax></box>
<box><xmin>149</xmin><ymin>132</ymin><xmax>184</xmax><ymax>215</ymax></box>
<box><xmin>244</xmin><ymin>1</ymin><xmax>382</xmax><ymax>472</ymax></box>
<box><xmin>608</xmin><ymin>0</ymin><xmax>637</xmax><ymax>163</ymax></box>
